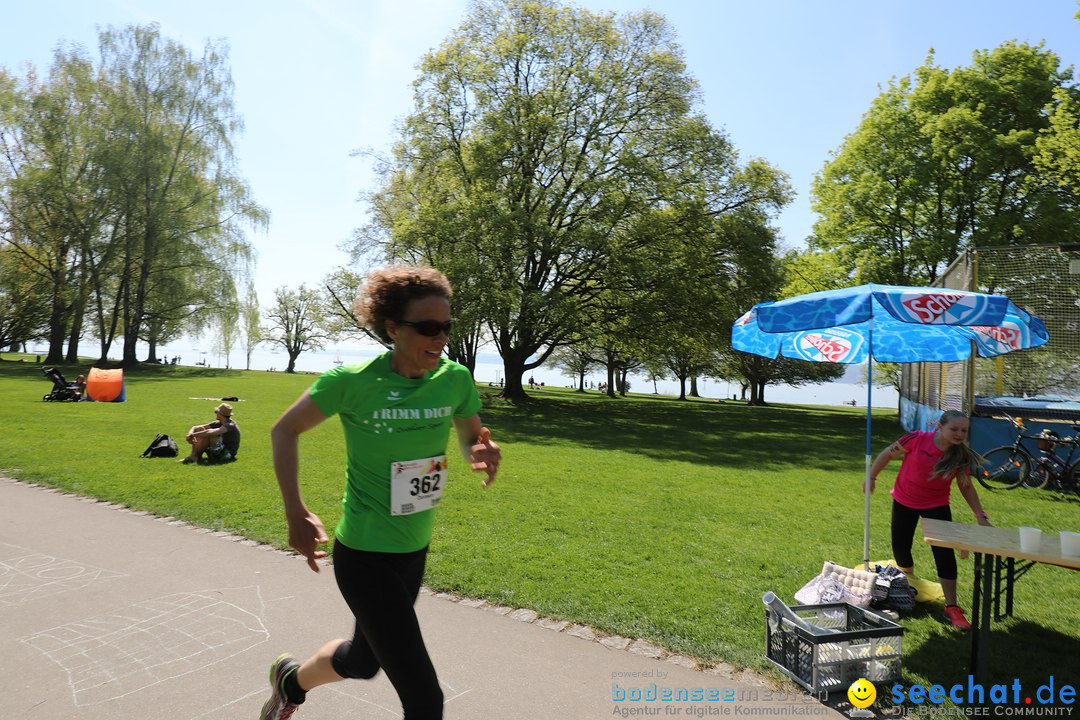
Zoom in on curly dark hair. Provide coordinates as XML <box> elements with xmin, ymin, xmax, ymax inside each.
<box><xmin>353</xmin><ymin>266</ymin><xmax>453</xmax><ymax>343</ymax></box>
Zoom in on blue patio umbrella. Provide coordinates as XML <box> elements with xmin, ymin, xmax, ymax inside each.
<box><xmin>731</xmin><ymin>284</ymin><xmax>1049</xmax><ymax>567</ymax></box>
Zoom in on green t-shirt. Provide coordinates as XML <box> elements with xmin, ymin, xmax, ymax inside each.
<box><xmin>309</xmin><ymin>352</ymin><xmax>482</xmax><ymax>553</ymax></box>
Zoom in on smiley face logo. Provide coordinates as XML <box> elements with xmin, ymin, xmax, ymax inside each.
<box><xmin>848</xmin><ymin>678</ymin><xmax>876</xmax><ymax>708</ymax></box>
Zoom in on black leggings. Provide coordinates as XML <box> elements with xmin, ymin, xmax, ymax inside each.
<box><xmin>331</xmin><ymin>540</ymin><xmax>442</xmax><ymax>719</ymax></box>
<box><xmin>891</xmin><ymin>500</ymin><xmax>957</xmax><ymax>580</ymax></box>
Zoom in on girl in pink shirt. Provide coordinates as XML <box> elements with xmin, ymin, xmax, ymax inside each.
<box><xmin>867</xmin><ymin>410</ymin><xmax>990</xmax><ymax>629</ymax></box>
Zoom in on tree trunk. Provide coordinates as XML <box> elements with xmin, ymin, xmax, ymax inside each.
<box><xmin>448</xmin><ymin>327</ymin><xmax>479</xmax><ymax>374</ymax></box>
<box><xmin>678</xmin><ymin>375</ymin><xmax>687</xmax><ymax>401</ymax></box>
<box><xmin>65</xmin><ymin>295</ymin><xmax>86</xmax><ymax>364</ymax></box>
<box><xmin>286</xmin><ymin>350</ymin><xmax>299</xmax><ymax>373</ymax></box>
<box><xmin>606</xmin><ymin>361</ymin><xmax>616</xmax><ymax>398</ymax></box>
<box><xmin>122</xmin><ymin>280</ymin><xmax>148</xmax><ymax>368</ymax></box>
<box><xmin>499</xmin><ymin>348</ymin><xmax>530</xmax><ymax>401</ymax></box>
<box><xmin>690</xmin><ymin>375</ymin><xmax>700</xmax><ymax>398</ymax></box>
<box><xmin>619</xmin><ymin>368</ymin><xmax>628</xmax><ymax>396</ymax></box>
<box><xmin>748</xmin><ymin>381</ymin><xmax>767</xmax><ymax>406</ymax></box>
<box><xmin>45</xmin><ymin>281</ymin><xmax>67</xmax><ymax>365</ymax></box>
<box><xmin>98</xmin><ymin>287</ymin><xmax>123</xmax><ymax>365</ymax></box>
<box><xmin>577</xmin><ymin>368</ymin><xmax>586</xmax><ymax>392</ymax></box>
<box><xmin>124</xmin><ymin>222</ymin><xmax>158</xmax><ymax>369</ymax></box>
<box><xmin>143</xmin><ymin>322</ymin><xmax>160</xmax><ymax>363</ymax></box>
<box><xmin>501</xmin><ymin>367</ymin><xmax>526</xmax><ymax>400</ymax></box>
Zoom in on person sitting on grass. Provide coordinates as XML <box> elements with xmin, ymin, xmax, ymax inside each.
<box><xmin>181</xmin><ymin>403</ymin><xmax>240</xmax><ymax>464</ymax></box>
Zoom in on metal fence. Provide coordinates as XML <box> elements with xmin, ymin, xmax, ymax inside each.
<box><xmin>900</xmin><ymin>244</ymin><xmax>1080</xmax><ymax>420</ymax></box>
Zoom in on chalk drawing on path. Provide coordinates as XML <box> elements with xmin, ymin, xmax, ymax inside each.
<box><xmin>0</xmin><ymin>543</ymin><xmax>126</xmax><ymax>606</ymax></box>
<box><xmin>21</xmin><ymin>586</ymin><xmax>268</xmax><ymax>706</ymax></box>
<box><xmin>188</xmin><ymin>686</ymin><xmax>267</xmax><ymax>719</ymax></box>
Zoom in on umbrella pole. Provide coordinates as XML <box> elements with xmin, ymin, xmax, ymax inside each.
<box><xmin>863</xmin><ymin>322</ymin><xmax>873</xmax><ymax>570</ymax></box>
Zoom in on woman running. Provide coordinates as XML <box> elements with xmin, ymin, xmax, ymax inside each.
<box><xmin>260</xmin><ymin>266</ymin><xmax>501</xmax><ymax>719</ymax></box>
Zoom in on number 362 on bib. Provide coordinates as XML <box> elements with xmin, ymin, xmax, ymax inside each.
<box><xmin>390</xmin><ymin>454</ymin><xmax>448</xmax><ymax>516</ymax></box>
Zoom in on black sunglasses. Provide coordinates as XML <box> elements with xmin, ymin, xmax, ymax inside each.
<box><xmin>398</xmin><ymin>319</ymin><xmax>453</xmax><ymax>337</ymax></box>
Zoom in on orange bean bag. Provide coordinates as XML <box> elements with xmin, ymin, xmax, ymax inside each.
<box><xmin>86</xmin><ymin>368</ymin><xmax>125</xmax><ymax>402</ymax></box>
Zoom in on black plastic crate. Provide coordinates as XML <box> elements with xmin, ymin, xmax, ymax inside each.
<box><xmin>765</xmin><ymin>602</ymin><xmax>903</xmax><ymax>693</ymax></box>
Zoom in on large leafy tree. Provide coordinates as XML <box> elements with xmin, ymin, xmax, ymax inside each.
<box><xmin>358</xmin><ymin>0</ymin><xmax>780</xmax><ymax>400</ymax></box>
<box><xmin>0</xmin><ymin>244</ymin><xmax>50</xmax><ymax>351</ymax></box>
<box><xmin>266</xmin><ymin>284</ymin><xmax>331</xmax><ymax>374</ymax></box>
<box><xmin>0</xmin><ymin>49</ymin><xmax>105</xmax><ymax>364</ymax></box>
<box><xmin>811</xmin><ymin>42</ymin><xmax>1080</xmax><ymax>284</ymax></box>
<box><xmin>1035</xmin><ymin>85</ymin><xmax>1080</xmax><ymax>193</ymax></box>
<box><xmin>0</xmin><ymin>25</ymin><xmax>264</xmax><ymax>368</ymax></box>
<box><xmin>96</xmin><ymin>25</ymin><xmax>263</xmax><ymax>367</ymax></box>
<box><xmin>716</xmin><ymin>217</ymin><xmax>844</xmax><ymax>404</ymax></box>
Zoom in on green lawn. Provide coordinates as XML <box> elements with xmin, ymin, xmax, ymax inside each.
<box><xmin>2</xmin><ymin>356</ymin><xmax>1078</xmax><ymax>695</ymax></box>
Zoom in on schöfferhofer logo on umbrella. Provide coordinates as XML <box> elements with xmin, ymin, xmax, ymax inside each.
<box><xmin>882</xmin><ymin>291</ymin><xmax>991</xmax><ymax>325</ymax></box>
<box><xmin>969</xmin><ymin>319</ymin><xmax>1030</xmax><ymax>354</ymax></box>
<box><xmin>792</xmin><ymin>327</ymin><xmax>865</xmax><ymax>363</ymax></box>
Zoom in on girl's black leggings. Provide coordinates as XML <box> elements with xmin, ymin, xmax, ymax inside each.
<box><xmin>891</xmin><ymin>500</ymin><xmax>957</xmax><ymax>580</ymax></box>
<box><xmin>331</xmin><ymin>540</ymin><xmax>442</xmax><ymax>719</ymax></box>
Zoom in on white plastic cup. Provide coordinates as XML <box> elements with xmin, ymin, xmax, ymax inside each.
<box><xmin>1061</xmin><ymin>531</ymin><xmax>1080</xmax><ymax>557</ymax></box>
<box><xmin>1018</xmin><ymin>526</ymin><xmax>1042</xmax><ymax>553</ymax></box>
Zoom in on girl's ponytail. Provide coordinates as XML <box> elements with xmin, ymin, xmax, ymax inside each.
<box><xmin>932</xmin><ymin>410</ymin><xmax>985</xmax><ymax>480</ymax></box>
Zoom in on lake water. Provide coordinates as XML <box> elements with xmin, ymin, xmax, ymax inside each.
<box><xmin>46</xmin><ymin>338</ymin><xmax>900</xmax><ymax>409</ymax></box>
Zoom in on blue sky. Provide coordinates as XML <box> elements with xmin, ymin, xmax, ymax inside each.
<box><xmin>4</xmin><ymin>0</ymin><xmax>1079</xmax><ymax>312</ymax></box>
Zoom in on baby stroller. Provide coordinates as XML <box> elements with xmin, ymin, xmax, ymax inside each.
<box><xmin>42</xmin><ymin>367</ymin><xmax>82</xmax><ymax>402</ymax></box>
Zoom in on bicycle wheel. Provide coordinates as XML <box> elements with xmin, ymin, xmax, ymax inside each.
<box><xmin>1067</xmin><ymin>461</ymin><xmax>1080</xmax><ymax>499</ymax></box>
<box><xmin>977</xmin><ymin>446</ymin><xmax>1030</xmax><ymax>490</ymax></box>
<box><xmin>1025</xmin><ymin>463</ymin><xmax>1051</xmax><ymax>490</ymax></box>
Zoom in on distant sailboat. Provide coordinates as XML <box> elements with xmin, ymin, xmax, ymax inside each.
<box><xmin>333</xmin><ymin>350</ymin><xmax>343</xmax><ymax>365</ymax></box>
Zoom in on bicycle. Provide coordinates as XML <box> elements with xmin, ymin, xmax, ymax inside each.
<box><xmin>980</xmin><ymin>416</ymin><xmax>1080</xmax><ymax>496</ymax></box>
<box><xmin>1026</xmin><ymin>427</ymin><xmax>1080</xmax><ymax>496</ymax></box>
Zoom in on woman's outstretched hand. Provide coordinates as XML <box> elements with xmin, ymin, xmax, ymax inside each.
<box><xmin>470</xmin><ymin>426</ymin><xmax>501</xmax><ymax>488</ymax></box>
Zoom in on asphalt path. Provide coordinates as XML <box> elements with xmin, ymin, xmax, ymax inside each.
<box><xmin>1</xmin><ymin>478</ymin><xmax>844</xmax><ymax>719</ymax></box>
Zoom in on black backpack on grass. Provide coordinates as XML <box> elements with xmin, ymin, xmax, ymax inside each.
<box><xmin>141</xmin><ymin>433</ymin><xmax>178</xmax><ymax>458</ymax></box>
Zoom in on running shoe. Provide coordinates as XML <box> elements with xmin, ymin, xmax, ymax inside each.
<box><xmin>943</xmin><ymin>605</ymin><xmax>972</xmax><ymax>630</ymax></box>
<box><xmin>260</xmin><ymin>653</ymin><xmax>301</xmax><ymax>720</ymax></box>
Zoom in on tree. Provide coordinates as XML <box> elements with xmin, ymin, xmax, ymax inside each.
<box><xmin>716</xmin><ymin>218</ymin><xmax>844</xmax><ymax>404</ymax></box>
<box><xmin>240</xmin><ymin>282</ymin><xmax>263</xmax><ymax>371</ymax></box>
<box><xmin>213</xmin><ymin>284</ymin><xmax>239</xmax><ymax>368</ymax></box>
<box><xmin>322</xmin><ymin>268</ymin><xmax>378</xmax><ymax>345</ymax></box>
<box><xmin>779</xmin><ymin>247</ymin><xmax>850</xmax><ymax>298</ymax></box>
<box><xmin>0</xmin><ymin>245</ymin><xmax>50</xmax><ymax>351</ymax></box>
<box><xmin>1035</xmin><ymin>85</ymin><xmax>1080</xmax><ymax>193</ymax></box>
<box><xmin>95</xmin><ymin>25</ymin><xmax>262</xmax><ymax>367</ymax></box>
<box><xmin>661</xmin><ymin>335</ymin><xmax>714</xmax><ymax>401</ymax></box>
<box><xmin>860</xmin><ymin>361</ymin><xmax>903</xmax><ymax>394</ymax></box>
<box><xmin>0</xmin><ymin>25</ymin><xmax>263</xmax><ymax>369</ymax></box>
<box><xmin>547</xmin><ymin>346</ymin><xmax>593</xmax><ymax>391</ymax></box>
<box><xmin>811</xmin><ymin>42</ymin><xmax>1080</xmax><ymax>285</ymax></box>
<box><xmin>0</xmin><ymin>49</ymin><xmax>105</xmax><ymax>365</ymax></box>
<box><xmin>358</xmin><ymin>0</ymin><xmax>783</xmax><ymax>401</ymax></box>
<box><xmin>642</xmin><ymin>360</ymin><xmax>668</xmax><ymax>395</ymax></box>
<box><xmin>266</xmin><ymin>284</ymin><xmax>331</xmax><ymax>373</ymax></box>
